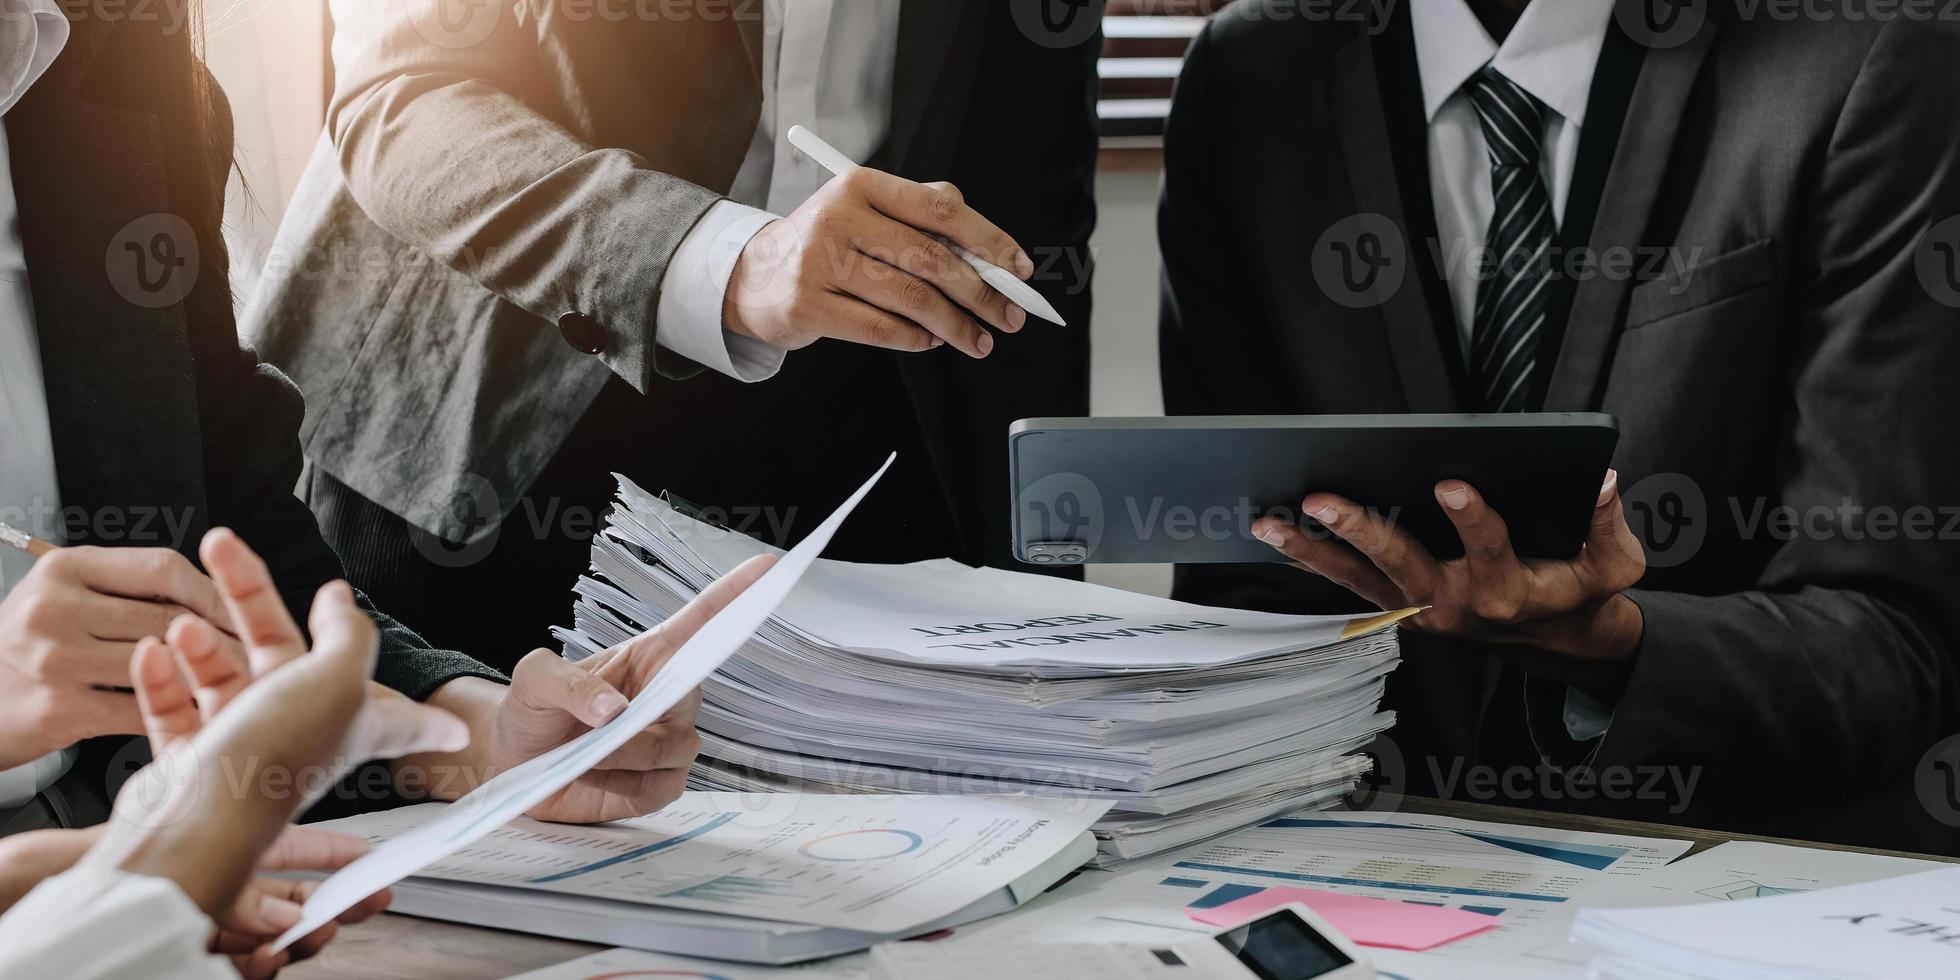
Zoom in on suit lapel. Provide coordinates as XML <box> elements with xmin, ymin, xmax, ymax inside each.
<box><xmin>1542</xmin><ymin>24</ymin><xmax>1720</xmax><ymax>411</ymax></box>
<box><xmin>1528</xmin><ymin>24</ymin><xmax>1645</xmax><ymax>411</ymax></box>
<box><xmin>1329</xmin><ymin>21</ymin><xmax>1462</xmax><ymax>414</ymax></box>
<box><xmin>7</xmin><ymin>15</ymin><xmax>206</xmax><ymax>539</ymax></box>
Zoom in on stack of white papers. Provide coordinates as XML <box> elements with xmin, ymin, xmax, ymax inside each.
<box><xmin>276</xmin><ymin>457</ymin><xmax>899</xmax><ymax>952</ymax></box>
<box><xmin>1571</xmin><ymin>867</ymin><xmax>1960</xmax><ymax>980</ymax></box>
<box><xmin>556</xmin><ymin>476</ymin><xmax>1412</xmax><ymax>866</ymax></box>
<box><xmin>309</xmin><ymin>792</ymin><xmax>1106</xmax><ymax>962</ymax></box>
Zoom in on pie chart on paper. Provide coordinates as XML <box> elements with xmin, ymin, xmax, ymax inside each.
<box><xmin>585</xmin><ymin>972</ymin><xmax>734</xmax><ymax>979</ymax></box>
<box><xmin>798</xmin><ymin>828</ymin><xmax>926</xmax><ymax>861</ymax></box>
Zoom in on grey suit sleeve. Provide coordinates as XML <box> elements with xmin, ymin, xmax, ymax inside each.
<box><xmin>322</xmin><ymin>0</ymin><xmax>724</xmax><ymax>391</ymax></box>
<box><xmin>195</xmin><ymin>347</ymin><xmax>507</xmax><ymax>701</ymax></box>
<box><xmin>1593</xmin><ymin>23</ymin><xmax>1960</xmax><ymax>794</ymax></box>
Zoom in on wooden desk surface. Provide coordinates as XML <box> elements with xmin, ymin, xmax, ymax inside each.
<box><xmin>285</xmin><ymin>796</ymin><xmax>1954</xmax><ymax>979</ymax></box>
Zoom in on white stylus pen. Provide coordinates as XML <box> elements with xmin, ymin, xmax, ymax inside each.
<box><xmin>786</xmin><ymin>124</ymin><xmax>1067</xmax><ymax>326</ymax></box>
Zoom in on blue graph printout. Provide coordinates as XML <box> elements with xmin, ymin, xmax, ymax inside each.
<box><xmin>1011</xmin><ymin>810</ymin><xmax>1691</xmax><ymax>969</ymax></box>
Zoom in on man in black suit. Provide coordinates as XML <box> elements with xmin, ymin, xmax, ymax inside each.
<box><xmin>247</xmin><ymin>0</ymin><xmax>1103</xmax><ymax>667</ymax></box>
<box><xmin>0</xmin><ymin>2</ymin><xmax>717</xmax><ymax>847</ymax></box>
<box><xmin>1161</xmin><ymin>0</ymin><xmax>1960</xmax><ymax>851</ymax></box>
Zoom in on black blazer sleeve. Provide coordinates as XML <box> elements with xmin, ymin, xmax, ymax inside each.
<box><xmin>1589</xmin><ymin>23</ymin><xmax>1960</xmax><ymax>799</ymax></box>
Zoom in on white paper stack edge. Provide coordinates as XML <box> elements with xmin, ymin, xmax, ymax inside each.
<box><xmin>557</xmin><ymin>476</ymin><xmax>1409</xmax><ymax>867</ymax></box>
<box><xmin>1570</xmin><ymin>867</ymin><xmax>1960</xmax><ymax>980</ymax></box>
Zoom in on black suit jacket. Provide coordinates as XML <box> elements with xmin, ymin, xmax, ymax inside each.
<box><xmin>1161</xmin><ymin>2</ymin><xmax>1960</xmax><ymax>852</ymax></box>
<box><xmin>1</xmin><ymin>8</ymin><xmax>502</xmax><ymax>827</ymax></box>
<box><xmin>251</xmin><ymin>0</ymin><xmax>1100</xmax><ymax>572</ymax></box>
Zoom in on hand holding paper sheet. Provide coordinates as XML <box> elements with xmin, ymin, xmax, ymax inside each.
<box><xmin>272</xmin><ymin>454</ymin><xmax>897</xmax><ymax>951</ymax></box>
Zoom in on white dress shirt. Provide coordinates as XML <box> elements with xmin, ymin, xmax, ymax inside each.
<box><xmin>1411</xmin><ymin>0</ymin><xmax>1617</xmax><ymax>744</ymax></box>
<box><xmin>1412</xmin><ymin>0</ymin><xmax>1614</xmax><ymax>350</ymax></box>
<box><xmin>653</xmin><ymin>0</ymin><xmax>903</xmax><ymax>381</ymax></box>
<box><xmin>0</xmin><ymin>865</ymin><xmax>231</xmax><ymax>979</ymax></box>
<box><xmin>0</xmin><ymin>0</ymin><xmax>75</xmax><ymax>808</ymax></box>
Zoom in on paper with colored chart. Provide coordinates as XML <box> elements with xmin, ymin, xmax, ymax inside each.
<box><xmin>960</xmin><ymin>809</ymin><xmax>1691</xmax><ymax>967</ymax></box>
<box><xmin>509</xmin><ymin>947</ymin><xmax>868</xmax><ymax>979</ymax></box>
<box><xmin>307</xmin><ymin>792</ymin><xmax>1108</xmax><ymax>934</ymax></box>
<box><xmin>1186</xmin><ymin>885</ymin><xmax>1499</xmax><ymax>951</ymax></box>
<box><xmin>272</xmin><ymin>456</ymin><xmax>898</xmax><ymax>951</ymax></box>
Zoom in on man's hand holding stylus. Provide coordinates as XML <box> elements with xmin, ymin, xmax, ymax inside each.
<box><xmin>724</xmin><ymin>167</ymin><xmax>1035</xmax><ymax>359</ymax></box>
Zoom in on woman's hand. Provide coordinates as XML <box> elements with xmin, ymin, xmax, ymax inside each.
<box><xmin>208</xmin><ymin>825</ymin><xmax>393</xmax><ymax>980</ymax></box>
<box><xmin>80</xmin><ymin>531</ymin><xmax>468</xmax><ymax>970</ymax></box>
<box><xmin>402</xmin><ymin>553</ymin><xmax>774</xmax><ymax>824</ymax></box>
<box><xmin>153</xmin><ymin>529</ymin><xmax>473</xmax><ymax>764</ymax></box>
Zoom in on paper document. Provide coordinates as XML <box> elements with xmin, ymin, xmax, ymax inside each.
<box><xmin>963</xmin><ymin>809</ymin><xmax>1690</xmax><ymax>968</ymax></box>
<box><xmin>1536</xmin><ymin>838</ymin><xmax>1951</xmax><ymax>971</ymax></box>
<box><xmin>272</xmin><ymin>455</ymin><xmax>896</xmax><ymax>951</ymax></box>
<box><xmin>1574</xmin><ymin>866</ymin><xmax>1960</xmax><ymax>979</ymax></box>
<box><xmin>510</xmin><ymin>948</ymin><xmax>868</xmax><ymax>979</ymax></box>
<box><xmin>310</xmin><ymin>792</ymin><xmax>1108</xmax><ymax>935</ymax></box>
<box><xmin>1575</xmin><ymin>839</ymin><xmax>1946</xmax><ymax>908</ymax></box>
<box><xmin>1185</xmin><ymin>886</ymin><xmax>1499</xmax><ymax>951</ymax></box>
<box><xmin>582</xmin><ymin>478</ymin><xmax>1414</xmax><ymax>675</ymax></box>
<box><xmin>559</xmin><ymin>476</ymin><xmax>1410</xmax><ymax>866</ymax></box>
<box><xmin>943</xmin><ymin>875</ymin><xmax>1569</xmax><ymax>980</ymax></box>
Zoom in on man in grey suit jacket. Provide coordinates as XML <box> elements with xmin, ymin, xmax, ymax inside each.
<box><xmin>1162</xmin><ymin>0</ymin><xmax>1960</xmax><ymax>852</ymax></box>
<box><xmin>247</xmin><ymin>0</ymin><xmax>1101</xmax><ymax>665</ymax></box>
<box><xmin>0</xmin><ymin>5</ymin><xmax>731</xmax><ymax>840</ymax></box>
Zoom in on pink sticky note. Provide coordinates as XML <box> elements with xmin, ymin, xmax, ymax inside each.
<box><xmin>1185</xmin><ymin>887</ymin><xmax>1499</xmax><ymax>952</ymax></box>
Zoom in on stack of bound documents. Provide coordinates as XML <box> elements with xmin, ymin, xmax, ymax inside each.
<box><xmin>309</xmin><ymin>792</ymin><xmax>1105</xmax><ymax>963</ymax></box>
<box><xmin>558</xmin><ymin>476</ymin><xmax>1412</xmax><ymax>866</ymax></box>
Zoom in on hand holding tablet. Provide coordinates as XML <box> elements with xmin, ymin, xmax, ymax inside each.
<box><xmin>1010</xmin><ymin>414</ymin><xmax>1620</xmax><ymax>565</ymax></box>
<box><xmin>1010</xmin><ymin>414</ymin><xmax>1645</xmax><ymax>672</ymax></box>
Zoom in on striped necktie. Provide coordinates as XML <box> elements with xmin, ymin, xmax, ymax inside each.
<box><xmin>1466</xmin><ymin>65</ymin><xmax>1556</xmax><ymax>413</ymax></box>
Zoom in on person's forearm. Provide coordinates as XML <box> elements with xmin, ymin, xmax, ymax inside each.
<box><xmin>92</xmin><ymin>742</ymin><xmax>323</xmax><ymax>917</ymax></box>
<box><xmin>327</xmin><ymin>0</ymin><xmax>722</xmax><ymax>391</ymax></box>
<box><xmin>1597</xmin><ymin>587</ymin><xmax>1952</xmax><ymax>781</ymax></box>
<box><xmin>0</xmin><ymin>827</ymin><xmax>99</xmax><ymax>912</ymax></box>
<box><xmin>390</xmin><ymin>676</ymin><xmax>507</xmax><ymax>800</ymax></box>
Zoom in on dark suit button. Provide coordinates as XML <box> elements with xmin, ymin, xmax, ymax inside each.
<box><xmin>558</xmin><ymin>312</ymin><xmax>607</xmax><ymax>355</ymax></box>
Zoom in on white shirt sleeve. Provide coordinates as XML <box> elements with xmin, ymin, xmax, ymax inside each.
<box><xmin>0</xmin><ymin>746</ymin><xmax>75</xmax><ymax>809</ymax></box>
<box><xmin>0</xmin><ymin>865</ymin><xmax>231</xmax><ymax>980</ymax></box>
<box><xmin>1562</xmin><ymin>686</ymin><xmax>1615</xmax><ymax>742</ymax></box>
<box><xmin>654</xmin><ymin>200</ymin><xmax>788</xmax><ymax>383</ymax></box>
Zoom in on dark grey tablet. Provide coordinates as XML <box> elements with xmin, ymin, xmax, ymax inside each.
<box><xmin>1009</xmin><ymin>414</ymin><xmax>1619</xmax><ymax>565</ymax></box>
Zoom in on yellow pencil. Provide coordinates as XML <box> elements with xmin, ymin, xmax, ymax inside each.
<box><xmin>0</xmin><ymin>522</ymin><xmax>55</xmax><ymax>558</ymax></box>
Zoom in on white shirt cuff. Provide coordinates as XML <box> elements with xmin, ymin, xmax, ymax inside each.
<box><xmin>1562</xmin><ymin>686</ymin><xmax>1616</xmax><ymax>742</ymax></box>
<box><xmin>0</xmin><ymin>866</ymin><xmax>229</xmax><ymax>979</ymax></box>
<box><xmin>0</xmin><ymin>747</ymin><xmax>76</xmax><ymax>809</ymax></box>
<box><xmin>654</xmin><ymin>200</ymin><xmax>787</xmax><ymax>383</ymax></box>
